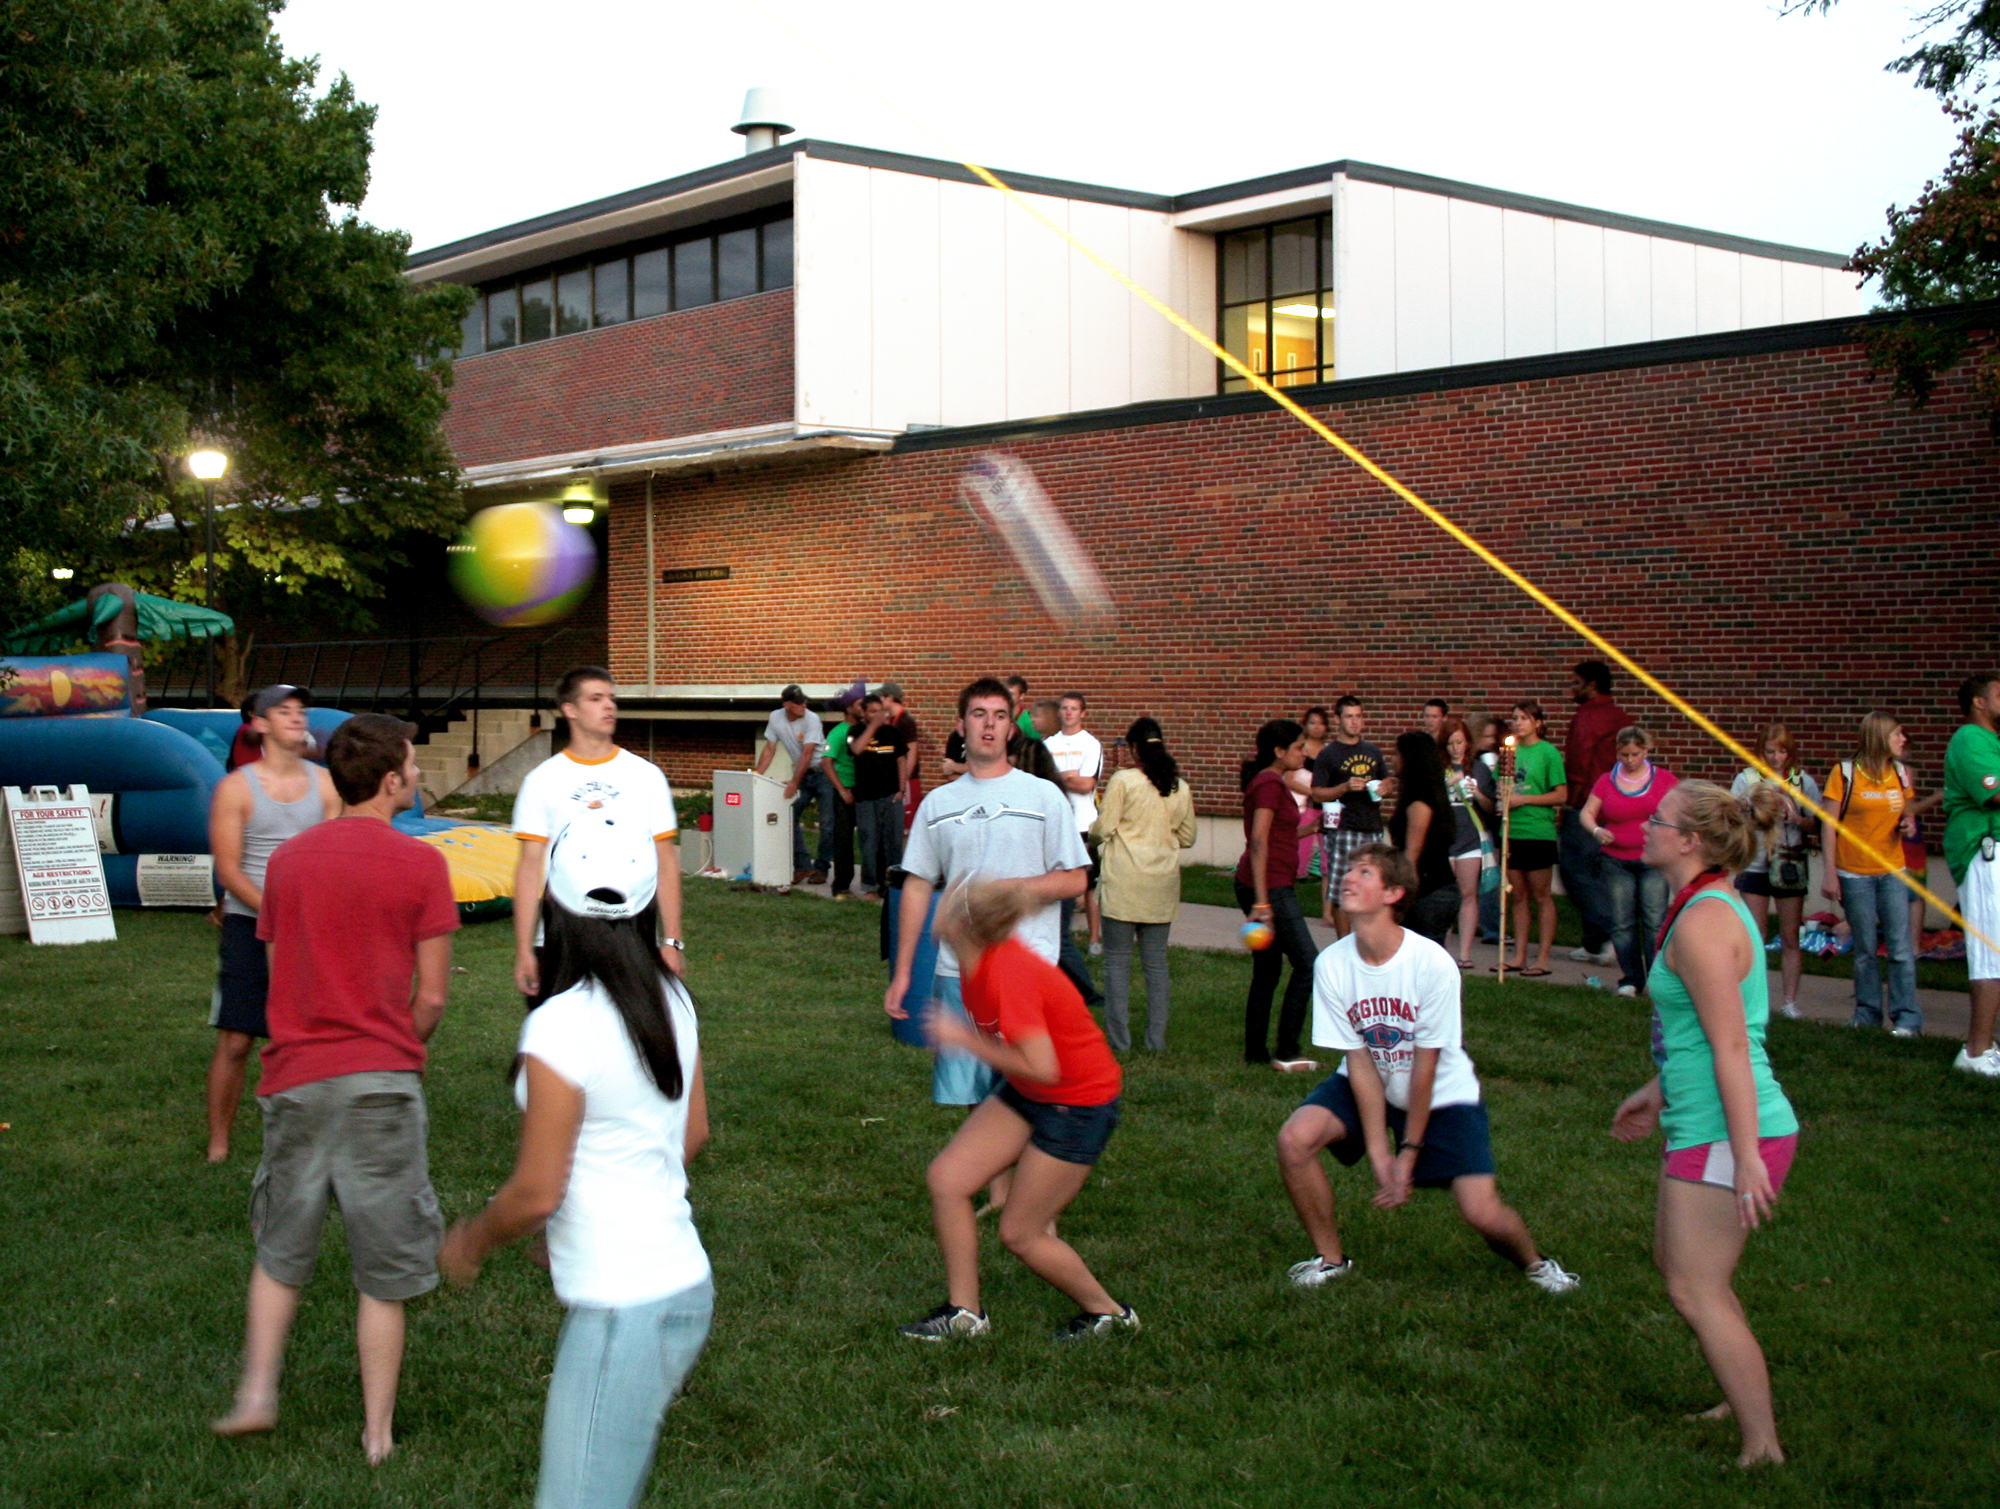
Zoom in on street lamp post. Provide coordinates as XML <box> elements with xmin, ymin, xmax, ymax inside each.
<box><xmin>187</xmin><ymin>449</ymin><xmax>229</xmax><ymax>707</ymax></box>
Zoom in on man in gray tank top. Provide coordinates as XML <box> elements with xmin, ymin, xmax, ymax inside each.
<box><xmin>205</xmin><ymin>685</ymin><xmax>338</xmax><ymax>1162</ymax></box>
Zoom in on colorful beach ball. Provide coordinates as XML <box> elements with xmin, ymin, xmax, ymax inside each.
<box><xmin>447</xmin><ymin>502</ymin><xmax>597</xmax><ymax>627</ymax></box>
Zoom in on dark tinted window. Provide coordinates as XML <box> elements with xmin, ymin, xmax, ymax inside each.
<box><xmin>761</xmin><ymin>217</ymin><xmax>793</xmax><ymax>288</ymax></box>
<box><xmin>1218</xmin><ymin>214</ymin><xmax>1333</xmax><ymax>392</ymax></box>
<box><xmin>486</xmin><ymin>284</ymin><xmax>518</xmax><ymax>349</ymax></box>
<box><xmin>556</xmin><ymin>267</ymin><xmax>591</xmax><ymax>336</ymax></box>
<box><xmin>593</xmin><ymin>257</ymin><xmax>628</xmax><ymax>326</ymax></box>
<box><xmin>1221</xmin><ymin>230</ymin><xmax>1264</xmax><ymax>304</ymax></box>
<box><xmin>1270</xmin><ymin>220</ymin><xmax>1316</xmax><ymax>297</ymax></box>
<box><xmin>717</xmin><ymin>226</ymin><xmax>758</xmax><ymax>301</ymax></box>
<box><xmin>519</xmin><ymin>276</ymin><xmax>553</xmax><ymax>342</ymax></box>
<box><xmin>632</xmin><ymin>248</ymin><xmax>670</xmax><ymax>319</ymax></box>
<box><xmin>458</xmin><ymin>296</ymin><xmax>485</xmax><ymax>357</ymax></box>
<box><xmin>674</xmin><ymin>238</ymin><xmax>713</xmax><ymax>309</ymax></box>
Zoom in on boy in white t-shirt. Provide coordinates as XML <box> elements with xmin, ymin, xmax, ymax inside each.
<box><xmin>1043</xmin><ymin>692</ymin><xmax>1105</xmax><ymax>958</ymax></box>
<box><xmin>512</xmin><ymin>666</ymin><xmax>684</xmax><ymax>996</ymax></box>
<box><xmin>1274</xmin><ymin>843</ymin><xmax>1579</xmax><ymax>1293</ymax></box>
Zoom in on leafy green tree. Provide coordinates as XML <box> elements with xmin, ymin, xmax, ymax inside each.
<box><xmin>0</xmin><ymin>0</ymin><xmax>472</xmax><ymax>658</ymax></box>
<box><xmin>1799</xmin><ymin>2</ymin><xmax>2000</xmax><ymax>414</ymax></box>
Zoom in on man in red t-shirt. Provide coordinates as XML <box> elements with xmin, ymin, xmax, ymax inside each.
<box><xmin>213</xmin><ymin>714</ymin><xmax>459</xmax><ymax>1466</ymax></box>
<box><xmin>1559</xmin><ymin>660</ymin><xmax>1627</xmax><ymax>964</ymax></box>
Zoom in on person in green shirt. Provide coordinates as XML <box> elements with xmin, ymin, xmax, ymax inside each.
<box><xmin>1005</xmin><ymin>675</ymin><xmax>1040</xmax><ymax>741</ymax></box>
<box><xmin>1498</xmin><ymin>701</ymin><xmax>1568</xmax><ymax>976</ymax></box>
<box><xmin>1944</xmin><ymin>672</ymin><xmax>2000</xmax><ymax>1078</ymax></box>
<box><xmin>823</xmin><ymin>693</ymin><xmax>866</xmax><ymax>899</ymax></box>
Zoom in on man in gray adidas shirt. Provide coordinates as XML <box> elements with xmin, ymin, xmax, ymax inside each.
<box><xmin>885</xmin><ymin>678</ymin><xmax>1089</xmax><ymax>1023</ymax></box>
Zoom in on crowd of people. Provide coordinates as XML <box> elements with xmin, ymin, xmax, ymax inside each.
<box><xmin>192</xmin><ymin>661</ymin><xmax>2000</xmax><ymax>1498</ymax></box>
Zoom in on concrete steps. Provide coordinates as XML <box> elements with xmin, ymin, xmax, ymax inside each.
<box><xmin>415</xmin><ymin>709</ymin><xmax>539</xmax><ymax>802</ymax></box>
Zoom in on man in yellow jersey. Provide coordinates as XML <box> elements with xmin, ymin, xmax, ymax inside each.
<box><xmin>511</xmin><ymin>667</ymin><xmax>684</xmax><ymax>994</ymax></box>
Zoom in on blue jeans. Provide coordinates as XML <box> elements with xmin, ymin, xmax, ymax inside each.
<box><xmin>1557</xmin><ymin>807</ymin><xmax>1615</xmax><ymax>952</ymax></box>
<box><xmin>1059</xmin><ymin>895</ymin><xmax>1104</xmax><ymax>1008</ymax></box>
<box><xmin>538</xmin><ymin>1276</ymin><xmax>714</xmax><ymax>1509</ymax></box>
<box><xmin>1839</xmin><ymin>872</ymin><xmax>1919</xmax><ymax>1031</ymax></box>
<box><xmin>791</xmin><ymin>768</ymin><xmax>837</xmax><ymax>873</ymax></box>
<box><xmin>1601</xmin><ymin>857</ymin><xmax>1666</xmax><ymax>989</ymax></box>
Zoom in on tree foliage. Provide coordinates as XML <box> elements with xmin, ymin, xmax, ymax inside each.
<box><xmin>0</xmin><ymin>0</ymin><xmax>472</xmax><ymax>642</ymax></box>
<box><xmin>1797</xmin><ymin>2</ymin><xmax>2000</xmax><ymax>416</ymax></box>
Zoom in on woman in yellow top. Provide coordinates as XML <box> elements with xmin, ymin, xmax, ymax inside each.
<box><xmin>1821</xmin><ymin>711</ymin><xmax>1920</xmax><ymax>1035</ymax></box>
<box><xmin>1089</xmin><ymin>717</ymin><xmax>1197</xmax><ymax>1052</ymax></box>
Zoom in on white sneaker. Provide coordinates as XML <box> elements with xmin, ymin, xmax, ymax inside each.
<box><xmin>1776</xmin><ymin>1000</ymin><xmax>1802</xmax><ymax>1020</ymax></box>
<box><xmin>1525</xmin><ymin>1258</ymin><xmax>1581</xmax><ymax>1294</ymax></box>
<box><xmin>1952</xmin><ymin>1045</ymin><xmax>2000</xmax><ymax>1079</ymax></box>
<box><xmin>1567</xmin><ymin>946</ymin><xmax>1616</xmax><ymax>966</ymax></box>
<box><xmin>1615</xmin><ymin>984</ymin><xmax>1638</xmax><ymax>998</ymax></box>
<box><xmin>1288</xmin><ymin>1256</ymin><xmax>1355</xmax><ymax>1288</ymax></box>
<box><xmin>1890</xmin><ymin>1027</ymin><xmax>1918</xmax><ymax>1039</ymax></box>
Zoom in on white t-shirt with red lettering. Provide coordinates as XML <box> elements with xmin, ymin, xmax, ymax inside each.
<box><xmin>1311</xmin><ymin>929</ymin><xmax>1481</xmax><ymax>1110</ymax></box>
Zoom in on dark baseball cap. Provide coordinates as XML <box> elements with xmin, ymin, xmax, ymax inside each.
<box><xmin>249</xmin><ymin>683</ymin><xmax>311</xmax><ymax>716</ymax></box>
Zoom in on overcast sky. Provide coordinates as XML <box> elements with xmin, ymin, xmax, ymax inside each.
<box><xmin>276</xmin><ymin>0</ymin><xmax>1957</xmax><ymax>283</ymax></box>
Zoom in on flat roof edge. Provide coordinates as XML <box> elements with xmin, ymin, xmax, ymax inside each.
<box><xmin>889</xmin><ymin>300</ymin><xmax>1996</xmax><ymax>454</ymax></box>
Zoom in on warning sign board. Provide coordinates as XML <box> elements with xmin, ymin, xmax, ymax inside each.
<box><xmin>2</xmin><ymin>785</ymin><xmax>116</xmax><ymax>944</ymax></box>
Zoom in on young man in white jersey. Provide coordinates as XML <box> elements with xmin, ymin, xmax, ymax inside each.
<box><xmin>1044</xmin><ymin>692</ymin><xmax>1105</xmax><ymax>958</ymax></box>
<box><xmin>513</xmin><ymin>667</ymin><xmax>684</xmax><ymax>995</ymax></box>
<box><xmin>1274</xmin><ymin>843</ymin><xmax>1579</xmax><ymax>1293</ymax></box>
<box><xmin>204</xmin><ymin>685</ymin><xmax>339</xmax><ymax>1161</ymax></box>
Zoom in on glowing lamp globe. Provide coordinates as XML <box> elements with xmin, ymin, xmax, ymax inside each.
<box><xmin>448</xmin><ymin>502</ymin><xmax>596</xmax><ymax>627</ymax></box>
<box><xmin>1240</xmin><ymin>919</ymin><xmax>1275</xmax><ymax>951</ymax></box>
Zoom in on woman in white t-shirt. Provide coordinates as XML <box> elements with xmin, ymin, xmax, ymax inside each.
<box><xmin>441</xmin><ymin>814</ymin><xmax>709</xmax><ymax>1509</ymax></box>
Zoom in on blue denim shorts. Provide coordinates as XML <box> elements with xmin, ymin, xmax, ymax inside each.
<box><xmin>995</xmin><ymin>1082</ymin><xmax>1121</xmax><ymax>1166</ymax></box>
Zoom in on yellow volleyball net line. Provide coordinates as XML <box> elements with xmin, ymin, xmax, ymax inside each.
<box><xmin>742</xmin><ymin>0</ymin><xmax>1987</xmax><ymax>955</ymax></box>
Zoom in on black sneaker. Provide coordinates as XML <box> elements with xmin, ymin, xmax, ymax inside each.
<box><xmin>897</xmin><ymin>1303</ymin><xmax>991</xmax><ymax>1341</ymax></box>
<box><xmin>1054</xmin><ymin>1304</ymin><xmax>1140</xmax><ymax>1342</ymax></box>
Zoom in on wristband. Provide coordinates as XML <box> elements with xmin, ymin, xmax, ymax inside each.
<box><xmin>661</xmin><ymin>937</ymin><xmax>685</xmax><ymax>951</ymax></box>
<box><xmin>1399</xmin><ymin>1142</ymin><xmax>1423</xmax><ymax>1154</ymax></box>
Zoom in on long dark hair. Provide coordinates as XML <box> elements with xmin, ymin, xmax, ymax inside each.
<box><xmin>1011</xmin><ymin>729</ymin><xmax>1064</xmax><ymax>787</ymax></box>
<box><xmin>1126</xmin><ymin>716</ymin><xmax>1180</xmax><ymax>799</ymax></box>
<box><xmin>1241</xmin><ymin>718</ymin><xmax>1304</xmax><ymax>791</ymax></box>
<box><xmin>1389</xmin><ymin>731</ymin><xmax>1456</xmax><ymax>880</ymax></box>
<box><xmin>530</xmin><ymin>896</ymin><xmax>685</xmax><ymax>1100</ymax></box>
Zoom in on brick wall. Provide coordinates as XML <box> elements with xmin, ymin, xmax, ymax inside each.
<box><xmin>443</xmin><ymin>289</ymin><xmax>795</xmax><ymax>467</ymax></box>
<box><xmin>602</xmin><ymin>332</ymin><xmax>2000</xmax><ymax>816</ymax></box>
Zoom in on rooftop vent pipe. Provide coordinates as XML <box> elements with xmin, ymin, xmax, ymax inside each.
<box><xmin>732</xmin><ymin>88</ymin><xmax>794</xmax><ymax>155</ymax></box>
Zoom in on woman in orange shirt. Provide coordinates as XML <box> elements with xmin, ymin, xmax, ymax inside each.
<box><xmin>1822</xmin><ymin>712</ymin><xmax>1920</xmax><ymax>1035</ymax></box>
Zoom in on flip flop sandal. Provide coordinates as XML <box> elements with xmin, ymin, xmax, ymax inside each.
<box><xmin>1517</xmin><ymin>966</ymin><xmax>1553</xmax><ymax>977</ymax></box>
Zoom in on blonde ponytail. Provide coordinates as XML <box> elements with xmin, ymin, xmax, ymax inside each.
<box><xmin>1674</xmin><ymin>779</ymin><xmax>1785</xmax><ymax>872</ymax></box>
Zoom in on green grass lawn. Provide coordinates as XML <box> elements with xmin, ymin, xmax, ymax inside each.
<box><xmin>3</xmin><ymin>889</ymin><xmax>1997</xmax><ymax>1508</ymax></box>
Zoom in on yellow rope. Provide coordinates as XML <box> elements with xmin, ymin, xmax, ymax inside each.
<box><xmin>742</xmin><ymin>0</ymin><xmax>1987</xmax><ymax>954</ymax></box>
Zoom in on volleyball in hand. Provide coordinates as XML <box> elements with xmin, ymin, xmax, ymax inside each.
<box><xmin>957</xmin><ymin>453</ymin><xmax>1113</xmax><ymax>627</ymax></box>
<box><xmin>1240</xmin><ymin>919</ymin><xmax>1275</xmax><ymax>950</ymax></box>
<box><xmin>448</xmin><ymin>503</ymin><xmax>597</xmax><ymax>627</ymax></box>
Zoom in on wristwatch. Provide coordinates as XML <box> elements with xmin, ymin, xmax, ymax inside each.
<box><xmin>661</xmin><ymin>937</ymin><xmax>685</xmax><ymax>951</ymax></box>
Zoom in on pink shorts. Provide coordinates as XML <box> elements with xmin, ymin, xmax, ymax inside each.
<box><xmin>1662</xmin><ymin>1134</ymin><xmax>1797</xmax><ymax>1193</ymax></box>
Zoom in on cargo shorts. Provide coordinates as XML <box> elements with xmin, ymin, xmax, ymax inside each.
<box><xmin>250</xmin><ymin>1071</ymin><xmax>442</xmax><ymax>1302</ymax></box>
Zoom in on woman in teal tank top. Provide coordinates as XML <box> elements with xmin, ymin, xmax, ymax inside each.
<box><xmin>1612</xmin><ymin>779</ymin><xmax>1797</xmax><ymax>1469</ymax></box>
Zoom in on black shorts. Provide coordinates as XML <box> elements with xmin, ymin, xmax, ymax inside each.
<box><xmin>1506</xmin><ymin>838</ymin><xmax>1558</xmax><ymax>874</ymax></box>
<box><xmin>995</xmin><ymin>1082</ymin><xmax>1120</xmax><ymax>1166</ymax></box>
<box><xmin>1735</xmin><ymin>870</ymin><xmax>1807</xmax><ymax>900</ymax></box>
<box><xmin>210</xmin><ymin>913</ymin><xmax>270</xmax><ymax>1038</ymax></box>
<box><xmin>1301</xmin><ymin>1071</ymin><xmax>1496</xmax><ymax>1188</ymax></box>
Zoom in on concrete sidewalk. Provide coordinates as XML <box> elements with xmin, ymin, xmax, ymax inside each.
<box><xmin>1159</xmin><ymin>901</ymin><xmax>1972</xmax><ymax>1043</ymax></box>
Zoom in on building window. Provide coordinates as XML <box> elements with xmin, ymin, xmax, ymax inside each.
<box><xmin>449</xmin><ymin>209</ymin><xmax>793</xmax><ymax>359</ymax></box>
<box><xmin>1218</xmin><ymin>215</ymin><xmax>1333</xmax><ymax>392</ymax></box>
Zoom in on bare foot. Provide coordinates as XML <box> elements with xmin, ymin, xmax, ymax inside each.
<box><xmin>1737</xmin><ymin>1445</ymin><xmax>1785</xmax><ymax>1469</ymax></box>
<box><xmin>206</xmin><ymin>1144</ymin><xmax>229</xmax><ymax>1164</ymax></box>
<box><xmin>363</xmin><ymin>1430</ymin><xmax>394</xmax><ymax>1466</ymax></box>
<box><xmin>1683</xmin><ymin>1401</ymin><xmax>1734</xmax><ymax>1422</ymax></box>
<box><xmin>211</xmin><ymin>1403</ymin><xmax>277</xmax><ymax>1438</ymax></box>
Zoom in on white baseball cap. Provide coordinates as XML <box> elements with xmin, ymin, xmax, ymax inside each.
<box><xmin>545</xmin><ymin>810</ymin><xmax>658</xmax><ymax>920</ymax></box>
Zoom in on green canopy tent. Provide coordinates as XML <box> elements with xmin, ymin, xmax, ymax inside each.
<box><xmin>3</xmin><ymin>591</ymin><xmax>234</xmax><ymax>653</ymax></box>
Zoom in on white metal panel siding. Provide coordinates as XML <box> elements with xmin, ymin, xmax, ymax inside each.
<box><xmin>1740</xmin><ymin>256</ymin><xmax>1784</xmax><ymax>330</ymax></box>
<box><xmin>1650</xmin><ymin>238</ymin><xmax>1698</xmax><ymax>341</ymax></box>
<box><xmin>1780</xmin><ymin>260</ymin><xmax>1823</xmax><ymax>323</ymax></box>
<box><xmin>936</xmin><ymin>179</ymin><xmax>1008</xmax><ymax>429</ymax></box>
<box><xmin>869</xmin><ymin>169</ymin><xmax>942</xmax><ymax>432</ymax></box>
<box><xmin>1004</xmin><ymin>190</ymin><xmax>1072</xmax><ymax>418</ymax></box>
<box><xmin>1822</xmin><ymin>267</ymin><xmax>1867</xmax><ymax>316</ymax></box>
<box><xmin>1334</xmin><ymin>175</ymin><xmax>1398</xmax><ymax>379</ymax></box>
<box><xmin>1174</xmin><ymin>227</ymin><xmax>1218</xmax><ymax>396</ymax></box>
<box><xmin>1068</xmin><ymin>200</ymin><xmax>1134</xmax><ymax>413</ymax></box>
<box><xmin>1127</xmin><ymin>211</ymin><xmax>1180</xmax><ymax>403</ymax></box>
<box><xmin>1553</xmin><ymin>219</ymin><xmax>1606</xmax><ymax>353</ymax></box>
<box><xmin>1394</xmin><ymin>189</ymin><xmax>1452</xmax><ymax>371</ymax></box>
<box><xmin>793</xmin><ymin>155</ymin><xmax>874</xmax><ymax>429</ymax></box>
<box><xmin>1602</xmin><ymin>228</ymin><xmax>1653</xmax><ymax>346</ymax></box>
<box><xmin>1694</xmin><ymin>245</ymin><xmax>1743</xmax><ymax>336</ymax></box>
<box><xmin>1447</xmin><ymin>199</ymin><xmax>1505</xmax><ymax>365</ymax></box>
<box><xmin>1502</xmin><ymin>209</ymin><xmax>1557</xmax><ymax>358</ymax></box>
